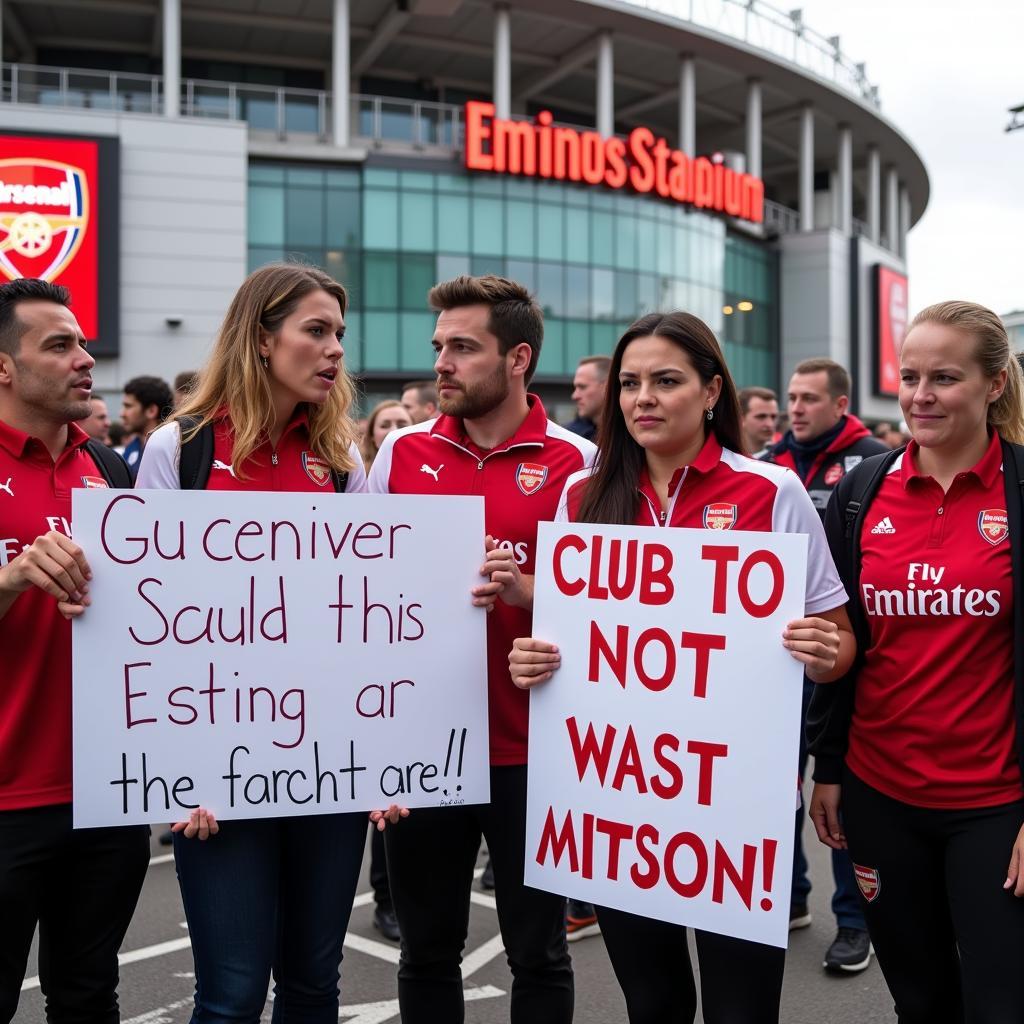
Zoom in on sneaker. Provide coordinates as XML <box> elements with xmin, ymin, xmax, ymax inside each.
<box><xmin>789</xmin><ymin>902</ymin><xmax>812</xmax><ymax>930</ymax></box>
<box><xmin>824</xmin><ymin>927</ymin><xmax>873</xmax><ymax>972</ymax></box>
<box><xmin>158</xmin><ymin>829</ymin><xmax>174</xmax><ymax>847</ymax></box>
<box><xmin>566</xmin><ymin>900</ymin><xmax>600</xmax><ymax>942</ymax></box>
<box><xmin>480</xmin><ymin>859</ymin><xmax>495</xmax><ymax>890</ymax></box>
<box><xmin>372</xmin><ymin>906</ymin><xmax>401</xmax><ymax>943</ymax></box>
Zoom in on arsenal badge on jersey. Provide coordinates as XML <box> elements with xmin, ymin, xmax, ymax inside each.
<box><xmin>703</xmin><ymin>502</ymin><xmax>737</xmax><ymax>530</ymax></box>
<box><xmin>978</xmin><ymin>508</ymin><xmax>1008</xmax><ymax>545</ymax></box>
<box><xmin>516</xmin><ymin>462</ymin><xmax>548</xmax><ymax>495</ymax></box>
<box><xmin>301</xmin><ymin>451</ymin><xmax>331</xmax><ymax>487</ymax></box>
<box><xmin>80</xmin><ymin>476</ymin><xmax>107</xmax><ymax>488</ymax></box>
<box><xmin>824</xmin><ymin>463</ymin><xmax>844</xmax><ymax>486</ymax></box>
<box><xmin>853</xmin><ymin>863</ymin><xmax>881</xmax><ymax>903</ymax></box>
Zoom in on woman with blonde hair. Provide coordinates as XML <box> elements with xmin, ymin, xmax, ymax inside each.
<box><xmin>360</xmin><ymin>399</ymin><xmax>412</xmax><ymax>470</ymax></box>
<box><xmin>809</xmin><ymin>301</ymin><xmax>1024</xmax><ymax>1022</ymax></box>
<box><xmin>136</xmin><ymin>262</ymin><xmax>400</xmax><ymax>1022</ymax></box>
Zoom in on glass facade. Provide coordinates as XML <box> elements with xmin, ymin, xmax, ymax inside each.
<box><xmin>247</xmin><ymin>163</ymin><xmax>778</xmax><ymax>387</ymax></box>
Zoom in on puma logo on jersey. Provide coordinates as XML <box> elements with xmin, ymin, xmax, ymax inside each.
<box><xmin>0</xmin><ymin>478</ymin><xmax>13</xmax><ymax>496</ymax></box>
<box><xmin>420</xmin><ymin>463</ymin><xmax>444</xmax><ymax>481</ymax></box>
<box><xmin>211</xmin><ymin>459</ymin><xmax>237</xmax><ymax>478</ymax></box>
<box><xmin>870</xmin><ymin>516</ymin><xmax>896</xmax><ymax>534</ymax></box>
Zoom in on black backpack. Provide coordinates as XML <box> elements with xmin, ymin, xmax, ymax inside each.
<box><xmin>84</xmin><ymin>438</ymin><xmax>132</xmax><ymax>488</ymax></box>
<box><xmin>175</xmin><ymin>417</ymin><xmax>348</xmax><ymax>492</ymax></box>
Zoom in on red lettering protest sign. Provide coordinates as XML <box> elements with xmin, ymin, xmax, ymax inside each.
<box><xmin>525</xmin><ymin>523</ymin><xmax>807</xmax><ymax>947</ymax></box>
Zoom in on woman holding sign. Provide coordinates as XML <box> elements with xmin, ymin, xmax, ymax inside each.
<box><xmin>509</xmin><ymin>310</ymin><xmax>854</xmax><ymax>1024</ymax></box>
<box><xmin>808</xmin><ymin>301</ymin><xmax>1024</xmax><ymax>1023</ymax></box>
<box><xmin>135</xmin><ymin>263</ymin><xmax>402</xmax><ymax>1023</ymax></box>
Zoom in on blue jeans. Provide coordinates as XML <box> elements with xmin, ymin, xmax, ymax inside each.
<box><xmin>793</xmin><ymin>678</ymin><xmax>866</xmax><ymax>930</ymax></box>
<box><xmin>173</xmin><ymin>812</ymin><xmax>367</xmax><ymax>1024</ymax></box>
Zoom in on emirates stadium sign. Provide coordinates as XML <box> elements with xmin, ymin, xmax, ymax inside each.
<box><xmin>464</xmin><ymin>101</ymin><xmax>764</xmax><ymax>224</ymax></box>
<box><xmin>0</xmin><ymin>133</ymin><xmax>119</xmax><ymax>352</ymax></box>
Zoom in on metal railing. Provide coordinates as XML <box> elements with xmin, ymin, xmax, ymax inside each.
<box><xmin>762</xmin><ymin>198</ymin><xmax>799</xmax><ymax>235</ymax></box>
<box><xmin>622</xmin><ymin>0</ymin><xmax>880</xmax><ymax>108</ymax></box>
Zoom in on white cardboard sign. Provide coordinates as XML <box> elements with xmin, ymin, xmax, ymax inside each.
<box><xmin>525</xmin><ymin>523</ymin><xmax>808</xmax><ymax>948</ymax></box>
<box><xmin>71</xmin><ymin>490</ymin><xmax>489</xmax><ymax>827</ymax></box>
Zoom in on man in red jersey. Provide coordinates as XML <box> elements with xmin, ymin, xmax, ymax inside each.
<box><xmin>369</xmin><ymin>275</ymin><xmax>595</xmax><ymax>1023</ymax></box>
<box><xmin>0</xmin><ymin>279</ymin><xmax>149</xmax><ymax>1022</ymax></box>
<box><xmin>762</xmin><ymin>357</ymin><xmax>886</xmax><ymax>973</ymax></box>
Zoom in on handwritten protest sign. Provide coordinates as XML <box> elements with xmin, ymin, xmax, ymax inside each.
<box><xmin>525</xmin><ymin>523</ymin><xmax>808</xmax><ymax>947</ymax></box>
<box><xmin>71</xmin><ymin>490</ymin><xmax>488</xmax><ymax>828</ymax></box>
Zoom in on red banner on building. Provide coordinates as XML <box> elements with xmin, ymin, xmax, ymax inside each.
<box><xmin>875</xmin><ymin>265</ymin><xmax>908</xmax><ymax>398</ymax></box>
<box><xmin>0</xmin><ymin>133</ymin><xmax>118</xmax><ymax>349</ymax></box>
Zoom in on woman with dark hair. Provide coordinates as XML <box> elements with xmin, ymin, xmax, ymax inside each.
<box><xmin>509</xmin><ymin>311</ymin><xmax>855</xmax><ymax>1024</ymax></box>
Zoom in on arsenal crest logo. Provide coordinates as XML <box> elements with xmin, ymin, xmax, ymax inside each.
<box><xmin>703</xmin><ymin>502</ymin><xmax>737</xmax><ymax>530</ymax></box>
<box><xmin>824</xmin><ymin>463</ymin><xmax>844</xmax><ymax>486</ymax></box>
<box><xmin>853</xmin><ymin>863</ymin><xmax>881</xmax><ymax>903</ymax></box>
<box><xmin>978</xmin><ymin>508</ymin><xmax>1008</xmax><ymax>546</ymax></box>
<box><xmin>301</xmin><ymin>451</ymin><xmax>331</xmax><ymax>487</ymax></box>
<box><xmin>80</xmin><ymin>476</ymin><xmax>108</xmax><ymax>489</ymax></box>
<box><xmin>516</xmin><ymin>462</ymin><xmax>548</xmax><ymax>496</ymax></box>
<box><xmin>0</xmin><ymin>158</ymin><xmax>89</xmax><ymax>284</ymax></box>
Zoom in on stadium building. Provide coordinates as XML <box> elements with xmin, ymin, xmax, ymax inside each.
<box><xmin>0</xmin><ymin>0</ymin><xmax>927</xmax><ymax>417</ymax></box>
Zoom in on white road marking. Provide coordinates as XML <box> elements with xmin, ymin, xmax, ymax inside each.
<box><xmin>461</xmin><ymin>934</ymin><xmax>507</xmax><ymax>978</ymax></box>
<box><xmin>343</xmin><ymin>932</ymin><xmax>401</xmax><ymax>964</ymax></box>
<box><xmin>149</xmin><ymin>853</ymin><xmax>174</xmax><ymax>866</ymax></box>
<box><xmin>122</xmin><ymin>996</ymin><xmax>194</xmax><ymax>1023</ymax></box>
<box><xmin>339</xmin><ymin>984</ymin><xmax>505</xmax><ymax>1023</ymax></box>
<box><xmin>21</xmin><ymin>937</ymin><xmax>194</xmax><ymax>992</ymax></box>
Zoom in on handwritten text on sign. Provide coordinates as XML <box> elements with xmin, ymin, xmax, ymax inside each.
<box><xmin>72</xmin><ymin>490</ymin><xmax>489</xmax><ymax>827</ymax></box>
<box><xmin>525</xmin><ymin>524</ymin><xmax>808</xmax><ymax>948</ymax></box>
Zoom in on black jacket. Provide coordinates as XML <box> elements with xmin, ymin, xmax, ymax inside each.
<box><xmin>807</xmin><ymin>437</ymin><xmax>1024</xmax><ymax>788</ymax></box>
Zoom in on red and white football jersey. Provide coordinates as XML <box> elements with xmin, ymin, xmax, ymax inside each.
<box><xmin>0</xmin><ymin>420</ymin><xmax>109</xmax><ymax>810</ymax></box>
<box><xmin>369</xmin><ymin>396</ymin><xmax>596</xmax><ymax>765</ymax></box>
<box><xmin>558</xmin><ymin>432</ymin><xmax>845</xmax><ymax>615</ymax></box>
<box><xmin>847</xmin><ymin>430</ymin><xmax>1021</xmax><ymax>808</ymax></box>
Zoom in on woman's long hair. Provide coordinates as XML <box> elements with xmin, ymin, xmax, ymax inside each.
<box><xmin>909</xmin><ymin>301</ymin><xmax>1024</xmax><ymax>445</ymax></box>
<box><xmin>576</xmin><ymin>312</ymin><xmax>744</xmax><ymax>525</ymax></box>
<box><xmin>359</xmin><ymin>399</ymin><xmax>407</xmax><ymax>470</ymax></box>
<box><xmin>174</xmin><ymin>262</ymin><xmax>359</xmax><ymax>478</ymax></box>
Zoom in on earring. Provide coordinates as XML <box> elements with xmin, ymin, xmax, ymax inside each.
<box><xmin>262</xmin><ymin>356</ymin><xmax>269</xmax><ymax>369</ymax></box>
<box><xmin>706</xmin><ymin>407</ymin><xmax>714</xmax><ymax>421</ymax></box>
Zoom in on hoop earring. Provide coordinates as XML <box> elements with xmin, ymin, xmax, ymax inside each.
<box><xmin>262</xmin><ymin>356</ymin><xmax>269</xmax><ymax>369</ymax></box>
<box><xmin>706</xmin><ymin>407</ymin><xmax>714</xmax><ymax>421</ymax></box>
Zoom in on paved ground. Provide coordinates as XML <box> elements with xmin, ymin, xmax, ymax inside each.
<box><xmin>13</xmin><ymin>810</ymin><xmax>896</xmax><ymax>1023</ymax></box>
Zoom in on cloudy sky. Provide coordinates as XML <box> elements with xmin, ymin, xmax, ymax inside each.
<box><xmin>792</xmin><ymin>0</ymin><xmax>1024</xmax><ymax>317</ymax></box>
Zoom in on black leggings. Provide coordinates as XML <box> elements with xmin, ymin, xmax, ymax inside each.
<box><xmin>384</xmin><ymin>764</ymin><xmax>573</xmax><ymax>1024</ymax></box>
<box><xmin>596</xmin><ymin>905</ymin><xmax>784</xmax><ymax>1024</ymax></box>
<box><xmin>843</xmin><ymin>768</ymin><xmax>1024</xmax><ymax>1024</ymax></box>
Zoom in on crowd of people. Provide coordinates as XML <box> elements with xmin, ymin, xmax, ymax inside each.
<box><xmin>1</xmin><ymin>264</ymin><xmax>1022</xmax><ymax>1024</ymax></box>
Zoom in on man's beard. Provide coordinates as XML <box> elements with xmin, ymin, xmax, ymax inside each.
<box><xmin>438</xmin><ymin>364</ymin><xmax>510</xmax><ymax>420</ymax></box>
<box><xmin>13</xmin><ymin>356</ymin><xmax>91</xmax><ymax>423</ymax></box>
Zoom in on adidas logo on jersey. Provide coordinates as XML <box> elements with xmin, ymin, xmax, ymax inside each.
<box><xmin>871</xmin><ymin>516</ymin><xmax>896</xmax><ymax>534</ymax></box>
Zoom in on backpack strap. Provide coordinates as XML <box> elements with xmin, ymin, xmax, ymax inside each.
<box><xmin>84</xmin><ymin>439</ymin><xmax>132</xmax><ymax>489</ymax></box>
<box><xmin>177</xmin><ymin>417</ymin><xmax>215</xmax><ymax>491</ymax></box>
<box><xmin>844</xmin><ymin>447</ymin><xmax>904</xmax><ymax>539</ymax></box>
<box><xmin>330</xmin><ymin>469</ymin><xmax>349</xmax><ymax>493</ymax></box>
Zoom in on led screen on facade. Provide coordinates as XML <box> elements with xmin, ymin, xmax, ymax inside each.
<box><xmin>0</xmin><ymin>132</ymin><xmax>119</xmax><ymax>353</ymax></box>
<box><xmin>874</xmin><ymin>264</ymin><xmax>908</xmax><ymax>398</ymax></box>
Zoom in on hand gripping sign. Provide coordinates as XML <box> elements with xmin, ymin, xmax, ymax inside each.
<box><xmin>71</xmin><ymin>490</ymin><xmax>489</xmax><ymax>827</ymax></box>
<box><xmin>525</xmin><ymin>523</ymin><xmax>807</xmax><ymax>948</ymax></box>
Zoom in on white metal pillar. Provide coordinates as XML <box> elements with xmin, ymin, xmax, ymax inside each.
<box><xmin>799</xmin><ymin>103</ymin><xmax>814</xmax><ymax>232</ymax></box>
<box><xmin>866</xmin><ymin>145</ymin><xmax>881</xmax><ymax>244</ymax></box>
<box><xmin>885</xmin><ymin>164</ymin><xmax>899</xmax><ymax>251</ymax></box>
<box><xmin>596</xmin><ymin>31</ymin><xmax>613</xmax><ymax>136</ymax></box>
<box><xmin>899</xmin><ymin>184</ymin><xmax>911</xmax><ymax>258</ymax></box>
<box><xmin>332</xmin><ymin>0</ymin><xmax>350</xmax><ymax>147</ymax></box>
<box><xmin>836</xmin><ymin>124</ymin><xmax>852</xmax><ymax>235</ymax></box>
<box><xmin>745</xmin><ymin>78</ymin><xmax>761</xmax><ymax>178</ymax></box>
<box><xmin>678</xmin><ymin>54</ymin><xmax>695</xmax><ymax>154</ymax></box>
<box><xmin>0</xmin><ymin>0</ymin><xmax>5</xmax><ymax>79</ymax></box>
<box><xmin>493</xmin><ymin>4</ymin><xmax>511</xmax><ymax>120</ymax></box>
<box><xmin>163</xmin><ymin>0</ymin><xmax>180</xmax><ymax>118</ymax></box>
